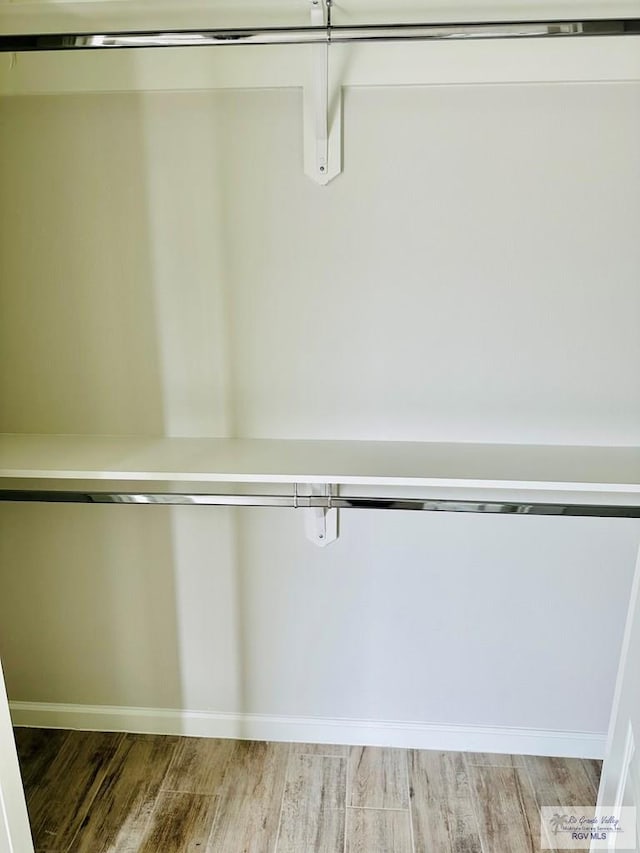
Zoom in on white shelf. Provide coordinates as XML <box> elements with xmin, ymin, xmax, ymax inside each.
<box><xmin>1</xmin><ymin>0</ymin><xmax>637</xmax><ymax>37</ymax></box>
<box><xmin>0</xmin><ymin>434</ymin><xmax>639</xmax><ymax>503</ymax></box>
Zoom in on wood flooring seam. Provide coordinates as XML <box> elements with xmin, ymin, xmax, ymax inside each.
<box><xmin>342</xmin><ymin>748</ymin><xmax>349</xmax><ymax>853</ymax></box>
<box><xmin>585</xmin><ymin>760</ymin><xmax>599</xmax><ymax>800</ymax></box>
<box><xmin>136</xmin><ymin>737</ymin><xmax>183</xmax><ymax>852</ymax></box>
<box><xmin>346</xmin><ymin>805</ymin><xmax>410</xmax><ymax>812</ymax></box>
<box><xmin>405</xmin><ymin>750</ymin><xmax>416</xmax><ymax>853</ymax></box>
<box><xmin>200</xmin><ymin>744</ymin><xmax>240</xmax><ymax>853</ymax></box>
<box><xmin>296</xmin><ymin>751</ymin><xmax>346</xmax><ymax>758</ymax></box>
<box><xmin>201</xmin><ymin>742</ymin><xmax>249</xmax><ymax>851</ymax></box>
<box><xmin>271</xmin><ymin>742</ymin><xmax>291</xmax><ymax>853</ymax></box>
<box><xmin>515</xmin><ymin>765</ymin><xmax>539</xmax><ymax>853</ymax></box>
<box><xmin>61</xmin><ymin>732</ymin><xmax>126</xmax><ymax>853</ymax></box>
<box><xmin>521</xmin><ymin>756</ymin><xmax>552</xmax><ymax>853</ymax></box>
<box><xmin>462</xmin><ymin>753</ymin><xmax>488</xmax><ymax>853</ymax></box>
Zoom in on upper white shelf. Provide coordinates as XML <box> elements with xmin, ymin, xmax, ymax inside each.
<box><xmin>0</xmin><ymin>0</ymin><xmax>640</xmax><ymax>34</ymax></box>
<box><xmin>1</xmin><ymin>0</ymin><xmax>639</xmax><ymax>36</ymax></box>
<box><xmin>0</xmin><ymin>434</ymin><xmax>639</xmax><ymax>502</ymax></box>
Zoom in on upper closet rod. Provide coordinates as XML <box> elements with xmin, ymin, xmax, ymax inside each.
<box><xmin>1</xmin><ymin>18</ymin><xmax>639</xmax><ymax>52</ymax></box>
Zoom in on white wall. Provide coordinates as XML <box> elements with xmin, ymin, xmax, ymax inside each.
<box><xmin>0</xmin><ymin>84</ymin><xmax>639</xmax><ymax>751</ymax></box>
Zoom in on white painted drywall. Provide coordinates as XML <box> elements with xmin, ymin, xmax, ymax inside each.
<box><xmin>0</xmin><ymin>83</ymin><xmax>639</xmax><ymax>744</ymax></box>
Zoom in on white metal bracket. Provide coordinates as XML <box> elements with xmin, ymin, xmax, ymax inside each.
<box><xmin>302</xmin><ymin>483</ymin><xmax>339</xmax><ymax>547</ymax></box>
<box><xmin>304</xmin><ymin>0</ymin><xmax>342</xmax><ymax>185</ymax></box>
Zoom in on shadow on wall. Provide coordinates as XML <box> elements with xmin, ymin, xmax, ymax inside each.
<box><xmin>0</xmin><ymin>63</ymin><xmax>183</xmax><ymax>718</ymax></box>
<box><xmin>0</xmin><ymin>77</ymin><xmax>276</xmax><ymax>729</ymax></box>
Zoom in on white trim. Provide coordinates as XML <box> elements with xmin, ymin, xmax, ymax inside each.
<box><xmin>599</xmin><ymin>724</ymin><xmax>637</xmax><ymax>852</ymax></box>
<box><xmin>607</xmin><ymin>548</ymin><xmax>640</xmax><ymax>758</ymax></box>
<box><xmin>10</xmin><ymin>701</ymin><xmax>606</xmax><ymax>759</ymax></box>
<box><xmin>614</xmin><ymin>723</ymin><xmax>636</xmax><ymax>813</ymax></box>
<box><xmin>599</xmin><ymin>545</ymin><xmax>640</xmax><ymax>812</ymax></box>
<box><xmin>0</xmin><ymin>668</ymin><xmax>34</xmax><ymax>853</ymax></box>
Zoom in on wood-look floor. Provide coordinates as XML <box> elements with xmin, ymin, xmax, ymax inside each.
<box><xmin>14</xmin><ymin>728</ymin><xmax>601</xmax><ymax>853</ymax></box>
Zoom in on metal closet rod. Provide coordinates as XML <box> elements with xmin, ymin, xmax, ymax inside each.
<box><xmin>1</xmin><ymin>18</ymin><xmax>640</xmax><ymax>52</ymax></box>
<box><xmin>1</xmin><ymin>489</ymin><xmax>639</xmax><ymax>517</ymax></box>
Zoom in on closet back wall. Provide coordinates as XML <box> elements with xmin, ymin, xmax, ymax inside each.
<box><xmin>0</xmin><ymin>83</ymin><xmax>639</xmax><ymax>754</ymax></box>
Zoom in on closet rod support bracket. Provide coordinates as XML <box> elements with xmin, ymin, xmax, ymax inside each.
<box><xmin>304</xmin><ymin>0</ymin><xmax>342</xmax><ymax>185</ymax></box>
<box><xmin>303</xmin><ymin>483</ymin><xmax>339</xmax><ymax>546</ymax></box>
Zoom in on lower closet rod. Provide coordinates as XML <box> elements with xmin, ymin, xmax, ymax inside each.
<box><xmin>0</xmin><ymin>490</ymin><xmax>638</xmax><ymax>517</ymax></box>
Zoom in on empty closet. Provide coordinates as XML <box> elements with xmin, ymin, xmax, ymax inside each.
<box><xmin>0</xmin><ymin>1</ymin><xmax>639</xmax><ymax>849</ymax></box>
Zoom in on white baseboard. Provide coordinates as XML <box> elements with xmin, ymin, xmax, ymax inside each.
<box><xmin>9</xmin><ymin>701</ymin><xmax>606</xmax><ymax>759</ymax></box>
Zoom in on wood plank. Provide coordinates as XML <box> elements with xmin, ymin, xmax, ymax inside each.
<box><xmin>276</xmin><ymin>753</ymin><xmax>346</xmax><ymax>852</ymax></box>
<box><xmin>345</xmin><ymin>808</ymin><xmax>413</xmax><ymax>853</ymax></box>
<box><xmin>138</xmin><ymin>791</ymin><xmax>218</xmax><ymax>853</ymax></box>
<box><xmin>467</xmin><ymin>764</ymin><xmax>540</xmax><ymax>853</ymax></box>
<box><xmin>67</xmin><ymin>734</ymin><xmax>178</xmax><ymax>853</ymax></box>
<box><xmin>524</xmin><ymin>756</ymin><xmax>599</xmax><ymax>807</ymax></box>
<box><xmin>207</xmin><ymin>741</ymin><xmax>289</xmax><ymax>853</ymax></box>
<box><xmin>13</xmin><ymin>728</ymin><xmax>70</xmax><ymax>792</ymax></box>
<box><xmin>25</xmin><ymin>730</ymin><xmax>123</xmax><ymax>851</ymax></box>
<box><xmin>409</xmin><ymin>750</ymin><xmax>482</xmax><ymax>853</ymax></box>
<box><xmin>348</xmin><ymin>746</ymin><xmax>409</xmax><ymax>809</ymax></box>
<box><xmin>464</xmin><ymin>752</ymin><xmax>525</xmax><ymax>768</ymax></box>
<box><xmin>162</xmin><ymin>737</ymin><xmax>235</xmax><ymax>795</ymax></box>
